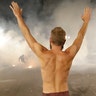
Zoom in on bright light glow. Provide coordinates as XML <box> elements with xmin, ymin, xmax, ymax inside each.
<box><xmin>28</xmin><ymin>65</ymin><xmax>33</xmax><ymax>69</ymax></box>
<box><xmin>65</xmin><ymin>35</ymin><xmax>70</xmax><ymax>39</ymax></box>
<box><xmin>12</xmin><ymin>65</ymin><xmax>16</xmax><ymax>67</ymax></box>
<box><xmin>0</xmin><ymin>27</ymin><xmax>11</xmax><ymax>48</ymax></box>
<box><xmin>0</xmin><ymin>79</ymin><xmax>16</xmax><ymax>83</ymax></box>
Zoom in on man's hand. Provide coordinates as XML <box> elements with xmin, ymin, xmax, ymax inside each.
<box><xmin>82</xmin><ymin>7</ymin><xmax>91</xmax><ymax>23</ymax></box>
<box><xmin>10</xmin><ymin>1</ymin><xmax>22</xmax><ymax>18</ymax></box>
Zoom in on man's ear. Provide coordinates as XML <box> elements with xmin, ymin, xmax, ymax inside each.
<box><xmin>64</xmin><ymin>39</ymin><xmax>66</xmax><ymax>43</ymax></box>
<box><xmin>49</xmin><ymin>37</ymin><xmax>52</xmax><ymax>49</ymax></box>
<box><xmin>50</xmin><ymin>37</ymin><xmax>52</xmax><ymax>42</ymax></box>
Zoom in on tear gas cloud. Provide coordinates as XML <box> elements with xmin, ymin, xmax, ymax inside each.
<box><xmin>0</xmin><ymin>0</ymin><xmax>96</xmax><ymax>72</ymax></box>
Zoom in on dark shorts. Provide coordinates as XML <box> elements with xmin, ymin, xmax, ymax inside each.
<box><xmin>42</xmin><ymin>91</ymin><xmax>70</xmax><ymax>96</ymax></box>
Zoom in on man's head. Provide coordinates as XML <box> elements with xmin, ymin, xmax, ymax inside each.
<box><xmin>50</xmin><ymin>27</ymin><xmax>66</xmax><ymax>50</ymax></box>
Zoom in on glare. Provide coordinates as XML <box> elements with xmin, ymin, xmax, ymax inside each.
<box><xmin>0</xmin><ymin>27</ymin><xmax>11</xmax><ymax>48</ymax></box>
<box><xmin>65</xmin><ymin>35</ymin><xmax>70</xmax><ymax>39</ymax></box>
<box><xmin>12</xmin><ymin>65</ymin><xmax>16</xmax><ymax>67</ymax></box>
<box><xmin>28</xmin><ymin>65</ymin><xmax>33</xmax><ymax>69</ymax></box>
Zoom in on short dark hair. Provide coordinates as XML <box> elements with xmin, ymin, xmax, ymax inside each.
<box><xmin>51</xmin><ymin>27</ymin><xmax>66</xmax><ymax>46</ymax></box>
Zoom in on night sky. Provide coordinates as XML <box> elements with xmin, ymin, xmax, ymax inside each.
<box><xmin>0</xmin><ymin>0</ymin><xmax>95</xmax><ymax>21</ymax></box>
<box><xmin>0</xmin><ymin>0</ymin><xmax>63</xmax><ymax>21</ymax></box>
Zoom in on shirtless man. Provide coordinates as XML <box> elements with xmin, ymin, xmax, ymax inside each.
<box><xmin>10</xmin><ymin>1</ymin><xmax>91</xmax><ymax>96</ymax></box>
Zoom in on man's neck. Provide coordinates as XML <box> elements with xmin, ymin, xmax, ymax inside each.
<box><xmin>51</xmin><ymin>45</ymin><xmax>62</xmax><ymax>53</ymax></box>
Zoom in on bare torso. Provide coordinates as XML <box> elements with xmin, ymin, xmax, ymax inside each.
<box><xmin>40</xmin><ymin>50</ymin><xmax>72</xmax><ymax>93</ymax></box>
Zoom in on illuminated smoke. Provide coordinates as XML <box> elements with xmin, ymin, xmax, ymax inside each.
<box><xmin>0</xmin><ymin>0</ymin><xmax>96</xmax><ymax>72</ymax></box>
<box><xmin>0</xmin><ymin>1</ymin><xmax>96</xmax><ymax>96</ymax></box>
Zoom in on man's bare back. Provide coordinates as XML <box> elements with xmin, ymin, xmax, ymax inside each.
<box><xmin>10</xmin><ymin>2</ymin><xmax>91</xmax><ymax>95</ymax></box>
<box><xmin>40</xmin><ymin>50</ymin><xmax>72</xmax><ymax>93</ymax></box>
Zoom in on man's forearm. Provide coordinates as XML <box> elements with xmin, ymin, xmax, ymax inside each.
<box><xmin>16</xmin><ymin>15</ymin><xmax>36</xmax><ymax>43</ymax></box>
<box><xmin>78</xmin><ymin>22</ymin><xmax>89</xmax><ymax>38</ymax></box>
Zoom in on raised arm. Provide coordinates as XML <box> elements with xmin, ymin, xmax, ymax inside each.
<box><xmin>65</xmin><ymin>7</ymin><xmax>91</xmax><ymax>57</ymax></box>
<box><xmin>10</xmin><ymin>1</ymin><xmax>48</xmax><ymax>58</ymax></box>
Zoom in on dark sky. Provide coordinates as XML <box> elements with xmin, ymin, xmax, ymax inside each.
<box><xmin>0</xmin><ymin>0</ymin><xmax>64</xmax><ymax>22</ymax></box>
<box><xmin>0</xmin><ymin>0</ymin><xmax>95</xmax><ymax>22</ymax></box>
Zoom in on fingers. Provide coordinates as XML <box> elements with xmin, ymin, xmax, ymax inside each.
<box><xmin>10</xmin><ymin>1</ymin><xmax>15</xmax><ymax>8</ymax></box>
<box><xmin>84</xmin><ymin>7</ymin><xmax>91</xmax><ymax>15</ymax></box>
<box><xmin>83</xmin><ymin>7</ymin><xmax>91</xmax><ymax>17</ymax></box>
<box><xmin>82</xmin><ymin>7</ymin><xmax>91</xmax><ymax>23</ymax></box>
<box><xmin>20</xmin><ymin>8</ymin><xmax>23</xmax><ymax>13</ymax></box>
<box><xmin>9</xmin><ymin>5</ymin><xmax>12</xmax><ymax>10</ymax></box>
<box><xmin>9</xmin><ymin>1</ymin><xmax>22</xmax><ymax>17</ymax></box>
<box><xmin>88</xmin><ymin>7</ymin><xmax>91</xmax><ymax>15</ymax></box>
<box><xmin>87</xmin><ymin>7</ymin><xmax>91</xmax><ymax>18</ymax></box>
<box><xmin>9</xmin><ymin>1</ymin><xmax>20</xmax><ymax>10</ymax></box>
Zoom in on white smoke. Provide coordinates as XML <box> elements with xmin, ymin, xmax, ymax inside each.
<box><xmin>0</xmin><ymin>19</ymin><xmax>39</xmax><ymax>70</ymax></box>
<box><xmin>0</xmin><ymin>0</ymin><xmax>96</xmax><ymax>72</ymax></box>
<box><xmin>52</xmin><ymin>0</ymin><xmax>96</xmax><ymax>71</ymax></box>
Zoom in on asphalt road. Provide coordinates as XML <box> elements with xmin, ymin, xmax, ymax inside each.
<box><xmin>0</xmin><ymin>66</ymin><xmax>96</xmax><ymax>96</ymax></box>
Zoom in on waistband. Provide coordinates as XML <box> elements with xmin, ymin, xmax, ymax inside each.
<box><xmin>43</xmin><ymin>91</ymin><xmax>69</xmax><ymax>96</ymax></box>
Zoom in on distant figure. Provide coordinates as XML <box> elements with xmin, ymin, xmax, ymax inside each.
<box><xmin>10</xmin><ymin>1</ymin><xmax>91</xmax><ymax>96</ymax></box>
<box><xmin>19</xmin><ymin>54</ymin><xmax>25</xmax><ymax>64</ymax></box>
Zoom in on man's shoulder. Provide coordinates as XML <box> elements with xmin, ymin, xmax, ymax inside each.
<box><xmin>65</xmin><ymin>45</ymin><xmax>78</xmax><ymax>54</ymax></box>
